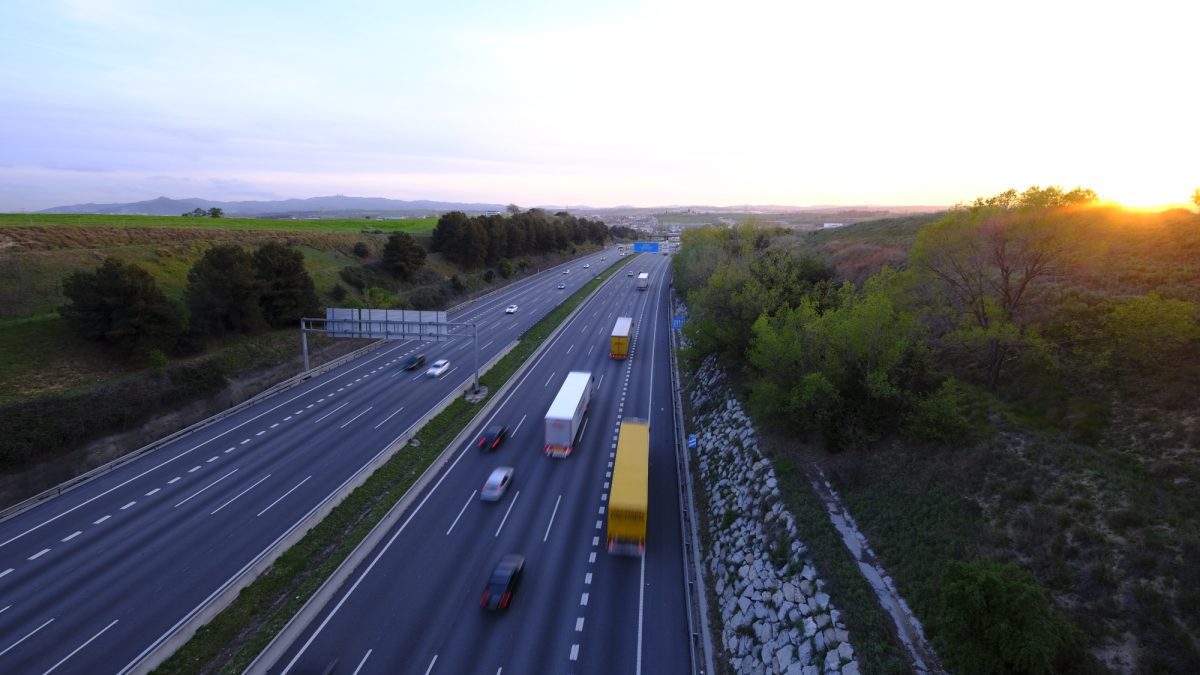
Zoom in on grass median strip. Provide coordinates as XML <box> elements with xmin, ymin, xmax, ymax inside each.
<box><xmin>154</xmin><ymin>255</ymin><xmax>635</xmax><ymax>675</ymax></box>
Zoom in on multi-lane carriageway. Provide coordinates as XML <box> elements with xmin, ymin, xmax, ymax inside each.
<box><xmin>0</xmin><ymin>250</ymin><xmax>695</xmax><ymax>674</ymax></box>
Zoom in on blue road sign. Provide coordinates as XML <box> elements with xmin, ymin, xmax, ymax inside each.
<box><xmin>633</xmin><ymin>242</ymin><xmax>660</xmax><ymax>253</ymax></box>
<box><xmin>688</xmin><ymin>434</ymin><xmax>697</xmax><ymax>448</ymax></box>
<box><xmin>672</xmin><ymin>317</ymin><xmax>684</xmax><ymax>330</ymax></box>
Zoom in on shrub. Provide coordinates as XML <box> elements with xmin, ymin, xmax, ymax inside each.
<box><xmin>906</xmin><ymin>378</ymin><xmax>972</xmax><ymax>442</ymax></box>
<box><xmin>352</xmin><ymin>242</ymin><xmax>370</xmax><ymax>258</ymax></box>
<box><xmin>935</xmin><ymin>558</ymin><xmax>1083</xmax><ymax>675</ymax></box>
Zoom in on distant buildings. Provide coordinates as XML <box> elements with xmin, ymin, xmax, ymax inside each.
<box><xmin>822</xmin><ymin>222</ymin><xmax>845</xmax><ymax>229</ymax></box>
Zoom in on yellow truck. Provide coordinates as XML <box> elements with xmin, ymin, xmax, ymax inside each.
<box><xmin>610</xmin><ymin>316</ymin><xmax>632</xmax><ymax>360</ymax></box>
<box><xmin>607</xmin><ymin>418</ymin><xmax>649</xmax><ymax>556</ymax></box>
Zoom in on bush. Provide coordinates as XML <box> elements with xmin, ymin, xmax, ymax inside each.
<box><xmin>330</xmin><ymin>283</ymin><xmax>347</xmax><ymax>303</ymax></box>
<box><xmin>408</xmin><ymin>285</ymin><xmax>449</xmax><ymax>310</ymax></box>
<box><xmin>906</xmin><ymin>378</ymin><xmax>972</xmax><ymax>442</ymax></box>
<box><xmin>935</xmin><ymin>558</ymin><xmax>1083</xmax><ymax>675</ymax></box>
<box><xmin>483</xmin><ymin>269</ymin><xmax>496</xmax><ymax>283</ymax></box>
<box><xmin>499</xmin><ymin>259</ymin><xmax>513</xmax><ymax>279</ymax></box>
<box><xmin>352</xmin><ymin>242</ymin><xmax>370</xmax><ymax>258</ymax></box>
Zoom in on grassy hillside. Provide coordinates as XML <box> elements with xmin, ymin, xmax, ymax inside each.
<box><xmin>0</xmin><ymin>215</ymin><xmax>439</xmax><ymax>403</ymax></box>
<box><xmin>0</xmin><ymin>213</ymin><xmax>435</xmax><ymax>233</ymax></box>
<box><xmin>675</xmin><ymin>202</ymin><xmax>1200</xmax><ymax>674</ymax></box>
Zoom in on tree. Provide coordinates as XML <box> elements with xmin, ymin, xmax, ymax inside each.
<box><xmin>381</xmin><ymin>232</ymin><xmax>427</xmax><ymax>280</ymax></box>
<box><xmin>182</xmin><ymin>208</ymin><xmax>206</xmax><ymax>217</ymax></box>
<box><xmin>935</xmin><ymin>559</ymin><xmax>1083</xmax><ymax>675</ymax></box>
<box><xmin>184</xmin><ymin>244</ymin><xmax>266</xmax><ymax>338</ymax></box>
<box><xmin>909</xmin><ymin>186</ymin><xmax>1097</xmax><ymax>389</ymax></box>
<box><xmin>253</xmin><ymin>242</ymin><xmax>319</xmax><ymax>326</ymax></box>
<box><xmin>59</xmin><ymin>258</ymin><xmax>184</xmax><ymax>356</ymax></box>
<box><xmin>1192</xmin><ymin>188</ymin><xmax>1200</xmax><ymax>212</ymax></box>
<box><xmin>208</xmin><ymin>207</ymin><xmax>224</xmax><ymax>218</ymax></box>
<box><xmin>746</xmin><ymin>270</ymin><xmax>931</xmax><ymax>449</ymax></box>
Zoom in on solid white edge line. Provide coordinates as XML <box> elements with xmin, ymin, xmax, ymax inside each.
<box><xmin>279</xmin><ymin>418</ymin><xmax>483</xmax><ymax>674</ymax></box>
<box><xmin>256</xmin><ymin>476</ymin><xmax>312</xmax><ymax>518</ymax></box>
<box><xmin>351</xmin><ymin>648</ymin><xmax>372</xmax><ymax>675</ymax></box>
<box><xmin>211</xmin><ymin>474</ymin><xmax>272</xmax><ymax>515</ymax></box>
<box><xmin>446</xmin><ymin>492</ymin><xmax>476</xmax><ymax>535</ymax></box>
<box><xmin>494</xmin><ymin>491</ymin><xmax>520</xmax><ymax>537</ymax></box>
<box><xmin>0</xmin><ymin>617</ymin><xmax>54</xmax><ymax>658</ymax></box>
<box><xmin>543</xmin><ymin>494</ymin><xmax>562</xmax><ymax>542</ymax></box>
<box><xmin>423</xmin><ymin>654</ymin><xmax>438</xmax><ymax>675</ymax></box>
<box><xmin>41</xmin><ymin>619</ymin><xmax>119</xmax><ymax>675</ymax></box>
<box><xmin>173</xmin><ymin>469</ymin><xmax>238</xmax><ymax>509</ymax></box>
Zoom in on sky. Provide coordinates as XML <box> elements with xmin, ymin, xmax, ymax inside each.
<box><xmin>0</xmin><ymin>0</ymin><xmax>1196</xmax><ymax>212</ymax></box>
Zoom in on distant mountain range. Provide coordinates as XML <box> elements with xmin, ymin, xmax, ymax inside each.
<box><xmin>36</xmin><ymin>195</ymin><xmax>946</xmax><ymax>218</ymax></box>
<box><xmin>37</xmin><ymin>195</ymin><xmax>516</xmax><ymax>217</ymax></box>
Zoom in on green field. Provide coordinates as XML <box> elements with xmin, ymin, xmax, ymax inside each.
<box><xmin>0</xmin><ymin>213</ymin><xmax>436</xmax><ymax>233</ymax></box>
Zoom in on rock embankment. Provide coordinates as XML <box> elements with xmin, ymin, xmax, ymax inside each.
<box><xmin>689</xmin><ymin>356</ymin><xmax>859</xmax><ymax>675</ymax></box>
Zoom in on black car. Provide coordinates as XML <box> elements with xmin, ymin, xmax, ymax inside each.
<box><xmin>403</xmin><ymin>353</ymin><xmax>426</xmax><ymax>370</ymax></box>
<box><xmin>480</xmin><ymin>554</ymin><xmax>525</xmax><ymax>610</ymax></box>
<box><xmin>478</xmin><ymin>425</ymin><xmax>509</xmax><ymax>450</ymax></box>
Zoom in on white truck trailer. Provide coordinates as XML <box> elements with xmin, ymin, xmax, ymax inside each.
<box><xmin>636</xmin><ymin>272</ymin><xmax>649</xmax><ymax>291</ymax></box>
<box><xmin>544</xmin><ymin>371</ymin><xmax>594</xmax><ymax>457</ymax></box>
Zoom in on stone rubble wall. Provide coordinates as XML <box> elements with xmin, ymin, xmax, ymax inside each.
<box><xmin>690</xmin><ymin>355</ymin><xmax>859</xmax><ymax>675</ymax></box>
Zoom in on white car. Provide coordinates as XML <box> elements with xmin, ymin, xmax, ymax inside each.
<box><xmin>583</xmin><ymin>263</ymin><xmax>590</xmax><ymax>268</ymax></box>
<box><xmin>425</xmin><ymin>359</ymin><xmax>450</xmax><ymax>377</ymax></box>
<box><xmin>562</xmin><ymin>269</ymin><xmax>570</xmax><ymax>274</ymax></box>
<box><xmin>505</xmin><ymin>304</ymin><xmax>518</xmax><ymax>314</ymax></box>
<box><xmin>480</xmin><ymin>466</ymin><xmax>514</xmax><ymax>501</ymax></box>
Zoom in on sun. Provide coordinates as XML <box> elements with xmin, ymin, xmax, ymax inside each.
<box><xmin>1093</xmin><ymin>175</ymin><xmax>1196</xmax><ymax>211</ymax></box>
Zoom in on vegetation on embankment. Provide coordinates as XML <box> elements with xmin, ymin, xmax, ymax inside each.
<box><xmin>674</xmin><ymin>188</ymin><xmax>1200</xmax><ymax>674</ymax></box>
<box><xmin>0</xmin><ymin>210</ymin><xmax>613</xmax><ymax>487</ymax></box>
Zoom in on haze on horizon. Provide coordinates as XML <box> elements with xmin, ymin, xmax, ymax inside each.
<box><xmin>1</xmin><ymin>0</ymin><xmax>1196</xmax><ymax>213</ymax></box>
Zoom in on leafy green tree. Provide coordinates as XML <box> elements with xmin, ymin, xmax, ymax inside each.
<box><xmin>208</xmin><ymin>207</ymin><xmax>224</xmax><ymax>218</ymax></box>
<box><xmin>909</xmin><ymin>186</ymin><xmax>1097</xmax><ymax>388</ymax></box>
<box><xmin>253</xmin><ymin>242</ymin><xmax>319</xmax><ymax>326</ymax></box>
<box><xmin>935</xmin><ymin>559</ymin><xmax>1083</xmax><ymax>675</ymax></box>
<box><xmin>431</xmin><ymin>211</ymin><xmax>470</xmax><ymax>258</ymax></box>
<box><xmin>381</xmin><ymin>232</ymin><xmax>427</xmax><ymax>280</ymax></box>
<box><xmin>498</xmin><ymin>259</ymin><xmax>513</xmax><ymax>279</ymax></box>
<box><xmin>59</xmin><ymin>257</ymin><xmax>184</xmax><ymax>356</ymax></box>
<box><xmin>1102</xmin><ymin>293</ymin><xmax>1200</xmax><ymax>372</ymax></box>
<box><xmin>182</xmin><ymin>208</ymin><xmax>206</xmax><ymax>217</ymax></box>
<box><xmin>746</xmin><ymin>270</ymin><xmax>931</xmax><ymax>449</ymax></box>
<box><xmin>184</xmin><ymin>244</ymin><xmax>266</xmax><ymax>338</ymax></box>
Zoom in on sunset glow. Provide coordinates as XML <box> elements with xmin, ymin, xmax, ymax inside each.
<box><xmin>0</xmin><ymin>0</ymin><xmax>1196</xmax><ymax>211</ymax></box>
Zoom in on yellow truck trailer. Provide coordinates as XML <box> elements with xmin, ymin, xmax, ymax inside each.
<box><xmin>607</xmin><ymin>418</ymin><xmax>649</xmax><ymax>556</ymax></box>
<box><xmin>610</xmin><ymin>316</ymin><xmax>632</xmax><ymax>360</ymax></box>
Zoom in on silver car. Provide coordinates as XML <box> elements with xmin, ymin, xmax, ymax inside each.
<box><xmin>480</xmin><ymin>466</ymin><xmax>513</xmax><ymax>501</ymax></box>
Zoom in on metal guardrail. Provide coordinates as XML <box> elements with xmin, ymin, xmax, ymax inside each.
<box><xmin>244</xmin><ymin>264</ymin><xmax>626</xmax><ymax>674</ymax></box>
<box><xmin>0</xmin><ymin>338</ymin><xmax>391</xmax><ymax>525</ymax></box>
<box><xmin>669</xmin><ymin>286</ymin><xmax>716</xmax><ymax>675</ymax></box>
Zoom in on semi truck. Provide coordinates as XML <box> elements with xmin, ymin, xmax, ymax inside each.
<box><xmin>544</xmin><ymin>371</ymin><xmax>593</xmax><ymax>457</ymax></box>
<box><xmin>610</xmin><ymin>317</ymin><xmax>632</xmax><ymax>359</ymax></box>
<box><xmin>636</xmin><ymin>272</ymin><xmax>649</xmax><ymax>291</ymax></box>
<box><xmin>607</xmin><ymin>418</ymin><xmax>649</xmax><ymax>556</ymax></box>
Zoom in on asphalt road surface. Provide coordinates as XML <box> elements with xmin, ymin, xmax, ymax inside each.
<box><xmin>0</xmin><ymin>249</ymin><xmax>659</xmax><ymax>675</ymax></box>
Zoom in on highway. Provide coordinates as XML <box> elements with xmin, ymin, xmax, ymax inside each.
<box><xmin>265</xmin><ymin>251</ymin><xmax>689</xmax><ymax>674</ymax></box>
<box><xmin>0</xmin><ymin>248</ymin><xmax>656</xmax><ymax>675</ymax></box>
